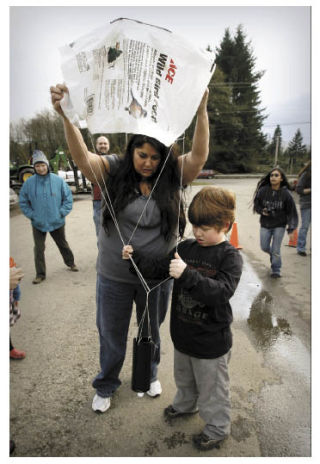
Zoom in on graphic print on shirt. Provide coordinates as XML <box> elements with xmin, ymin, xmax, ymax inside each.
<box><xmin>176</xmin><ymin>259</ymin><xmax>217</xmax><ymax>326</ymax></box>
<box><xmin>262</xmin><ymin>198</ymin><xmax>284</xmax><ymax>216</ymax></box>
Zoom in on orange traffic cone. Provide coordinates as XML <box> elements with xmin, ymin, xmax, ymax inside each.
<box><xmin>287</xmin><ymin>228</ymin><xmax>298</xmax><ymax>247</ymax></box>
<box><xmin>229</xmin><ymin>222</ymin><xmax>242</xmax><ymax>249</ymax></box>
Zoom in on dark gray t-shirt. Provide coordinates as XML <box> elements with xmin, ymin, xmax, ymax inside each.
<box><xmin>96</xmin><ymin>154</ymin><xmax>177</xmax><ymax>284</ymax></box>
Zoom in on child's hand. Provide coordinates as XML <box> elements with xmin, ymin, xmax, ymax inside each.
<box><xmin>10</xmin><ymin>267</ymin><xmax>24</xmax><ymax>289</ymax></box>
<box><xmin>169</xmin><ymin>252</ymin><xmax>187</xmax><ymax>279</ymax></box>
<box><xmin>122</xmin><ymin>245</ymin><xmax>133</xmax><ymax>260</ymax></box>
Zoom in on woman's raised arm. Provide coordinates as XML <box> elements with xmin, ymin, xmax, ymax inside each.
<box><xmin>50</xmin><ymin>84</ymin><xmax>110</xmax><ymax>184</ymax></box>
<box><xmin>178</xmin><ymin>88</ymin><xmax>209</xmax><ymax>185</ymax></box>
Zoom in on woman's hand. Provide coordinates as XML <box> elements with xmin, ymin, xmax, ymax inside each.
<box><xmin>179</xmin><ymin>87</ymin><xmax>209</xmax><ymax>184</ymax></box>
<box><xmin>122</xmin><ymin>245</ymin><xmax>134</xmax><ymax>260</ymax></box>
<box><xmin>50</xmin><ymin>84</ymin><xmax>69</xmax><ymax>118</ymax></box>
<box><xmin>197</xmin><ymin>87</ymin><xmax>209</xmax><ymax>115</ymax></box>
<box><xmin>169</xmin><ymin>252</ymin><xmax>187</xmax><ymax>279</ymax></box>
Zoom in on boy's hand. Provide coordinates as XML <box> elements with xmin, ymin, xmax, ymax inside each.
<box><xmin>169</xmin><ymin>252</ymin><xmax>187</xmax><ymax>279</ymax></box>
<box><xmin>122</xmin><ymin>245</ymin><xmax>133</xmax><ymax>260</ymax></box>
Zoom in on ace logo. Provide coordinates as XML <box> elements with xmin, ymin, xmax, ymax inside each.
<box><xmin>165</xmin><ymin>59</ymin><xmax>177</xmax><ymax>84</ymax></box>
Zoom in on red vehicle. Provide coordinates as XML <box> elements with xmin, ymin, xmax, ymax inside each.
<box><xmin>197</xmin><ymin>169</ymin><xmax>215</xmax><ymax>179</ymax></box>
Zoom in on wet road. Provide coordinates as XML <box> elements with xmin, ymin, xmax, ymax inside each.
<box><xmin>188</xmin><ymin>179</ymin><xmax>311</xmax><ymax>456</ymax></box>
<box><xmin>10</xmin><ymin>178</ymin><xmax>311</xmax><ymax>457</ymax></box>
<box><xmin>231</xmin><ymin>257</ymin><xmax>310</xmax><ymax>456</ymax></box>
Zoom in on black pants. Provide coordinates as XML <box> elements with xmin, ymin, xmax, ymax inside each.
<box><xmin>32</xmin><ymin>225</ymin><xmax>75</xmax><ymax>278</ymax></box>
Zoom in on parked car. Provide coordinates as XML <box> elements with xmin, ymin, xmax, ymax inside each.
<box><xmin>10</xmin><ymin>188</ymin><xmax>19</xmax><ymax>206</ymax></box>
<box><xmin>197</xmin><ymin>169</ymin><xmax>216</xmax><ymax>179</ymax></box>
<box><xmin>58</xmin><ymin>169</ymin><xmax>84</xmax><ymax>186</ymax></box>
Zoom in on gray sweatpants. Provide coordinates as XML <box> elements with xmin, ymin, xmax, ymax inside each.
<box><xmin>172</xmin><ymin>348</ymin><xmax>231</xmax><ymax>440</ymax></box>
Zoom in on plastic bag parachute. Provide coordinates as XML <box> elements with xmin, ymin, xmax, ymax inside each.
<box><xmin>59</xmin><ymin>17</ymin><xmax>215</xmax><ymax>146</ymax></box>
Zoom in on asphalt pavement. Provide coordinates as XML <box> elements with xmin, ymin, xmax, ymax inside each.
<box><xmin>8</xmin><ymin>178</ymin><xmax>312</xmax><ymax>459</ymax></box>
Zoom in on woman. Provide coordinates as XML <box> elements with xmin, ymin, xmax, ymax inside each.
<box><xmin>253</xmin><ymin>167</ymin><xmax>298</xmax><ymax>278</ymax></box>
<box><xmin>295</xmin><ymin>161</ymin><xmax>311</xmax><ymax>256</ymax></box>
<box><xmin>50</xmin><ymin>83</ymin><xmax>209</xmax><ymax>412</ymax></box>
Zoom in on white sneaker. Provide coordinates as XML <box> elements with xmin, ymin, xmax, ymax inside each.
<box><xmin>92</xmin><ymin>393</ymin><xmax>111</xmax><ymax>413</ymax></box>
<box><xmin>147</xmin><ymin>380</ymin><xmax>162</xmax><ymax>397</ymax></box>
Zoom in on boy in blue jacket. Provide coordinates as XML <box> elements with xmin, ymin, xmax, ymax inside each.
<box><xmin>19</xmin><ymin>150</ymin><xmax>78</xmax><ymax>283</ymax></box>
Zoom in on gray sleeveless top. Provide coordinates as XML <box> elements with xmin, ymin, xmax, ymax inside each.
<box><xmin>96</xmin><ymin>154</ymin><xmax>177</xmax><ymax>284</ymax></box>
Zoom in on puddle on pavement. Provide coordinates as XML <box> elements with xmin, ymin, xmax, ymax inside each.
<box><xmin>231</xmin><ymin>255</ymin><xmax>310</xmax><ymax>379</ymax></box>
<box><xmin>230</xmin><ymin>255</ymin><xmax>262</xmax><ymax>322</ymax></box>
<box><xmin>247</xmin><ymin>289</ymin><xmax>292</xmax><ymax>350</ymax></box>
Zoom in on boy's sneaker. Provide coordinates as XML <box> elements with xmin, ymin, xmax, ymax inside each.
<box><xmin>92</xmin><ymin>394</ymin><xmax>110</xmax><ymax>413</ymax></box>
<box><xmin>146</xmin><ymin>380</ymin><xmax>162</xmax><ymax>397</ymax></box>
<box><xmin>164</xmin><ymin>404</ymin><xmax>198</xmax><ymax>419</ymax></box>
<box><xmin>192</xmin><ymin>432</ymin><xmax>224</xmax><ymax>451</ymax></box>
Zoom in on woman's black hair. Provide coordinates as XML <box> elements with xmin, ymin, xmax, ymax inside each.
<box><xmin>102</xmin><ymin>134</ymin><xmax>186</xmax><ymax>240</ymax></box>
<box><xmin>252</xmin><ymin>166</ymin><xmax>292</xmax><ymax>213</ymax></box>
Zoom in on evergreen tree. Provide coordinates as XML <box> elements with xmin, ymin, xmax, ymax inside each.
<box><xmin>214</xmin><ymin>25</ymin><xmax>267</xmax><ymax>172</ymax></box>
<box><xmin>207</xmin><ymin>67</ymin><xmax>243</xmax><ymax>172</ymax></box>
<box><xmin>285</xmin><ymin>129</ymin><xmax>307</xmax><ymax>173</ymax></box>
<box><xmin>267</xmin><ymin>125</ymin><xmax>283</xmax><ymax>166</ymax></box>
<box><xmin>268</xmin><ymin>125</ymin><xmax>282</xmax><ymax>155</ymax></box>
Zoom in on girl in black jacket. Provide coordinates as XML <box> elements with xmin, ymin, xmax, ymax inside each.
<box><xmin>253</xmin><ymin>167</ymin><xmax>298</xmax><ymax>278</ymax></box>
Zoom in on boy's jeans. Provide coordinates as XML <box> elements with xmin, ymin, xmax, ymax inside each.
<box><xmin>92</xmin><ymin>274</ymin><xmax>168</xmax><ymax>398</ymax></box>
<box><xmin>297</xmin><ymin>207</ymin><xmax>311</xmax><ymax>253</ymax></box>
<box><xmin>260</xmin><ymin>226</ymin><xmax>286</xmax><ymax>275</ymax></box>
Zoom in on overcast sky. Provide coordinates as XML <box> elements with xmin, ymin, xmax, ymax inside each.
<box><xmin>9</xmin><ymin>4</ymin><xmax>311</xmax><ymax>145</ymax></box>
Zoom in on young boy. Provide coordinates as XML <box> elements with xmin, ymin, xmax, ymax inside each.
<box><xmin>122</xmin><ymin>186</ymin><xmax>243</xmax><ymax>451</ymax></box>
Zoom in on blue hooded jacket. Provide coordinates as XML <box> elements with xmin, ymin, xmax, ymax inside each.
<box><xmin>19</xmin><ymin>172</ymin><xmax>73</xmax><ymax>232</ymax></box>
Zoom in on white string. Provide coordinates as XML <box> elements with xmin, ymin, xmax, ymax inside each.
<box><xmin>87</xmin><ymin>134</ymin><xmax>125</xmax><ymax>245</ymax></box>
<box><xmin>135</xmin><ymin>133</ymin><xmax>186</xmax><ymax>337</ymax></box>
<box><xmin>175</xmin><ymin>133</ymin><xmax>186</xmax><ymax>253</ymax></box>
<box><xmin>85</xmin><ymin>135</ymin><xmax>165</xmax><ymax>298</ymax></box>
<box><xmin>137</xmin><ymin>294</ymin><xmax>151</xmax><ymax>343</ymax></box>
<box><xmin>127</xmin><ymin>142</ymin><xmax>175</xmax><ymax>245</ymax></box>
<box><xmin>84</xmin><ymin>131</ymin><xmax>187</xmax><ymax>339</ymax></box>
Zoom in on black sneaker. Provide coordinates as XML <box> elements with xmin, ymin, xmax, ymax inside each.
<box><xmin>32</xmin><ymin>276</ymin><xmax>45</xmax><ymax>284</ymax></box>
<box><xmin>164</xmin><ymin>404</ymin><xmax>198</xmax><ymax>419</ymax></box>
<box><xmin>192</xmin><ymin>432</ymin><xmax>224</xmax><ymax>451</ymax></box>
<box><xmin>297</xmin><ymin>251</ymin><xmax>307</xmax><ymax>256</ymax></box>
<box><xmin>270</xmin><ymin>273</ymin><xmax>281</xmax><ymax>278</ymax></box>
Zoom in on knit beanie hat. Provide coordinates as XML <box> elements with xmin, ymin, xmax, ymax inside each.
<box><xmin>32</xmin><ymin>150</ymin><xmax>49</xmax><ymax>167</ymax></box>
